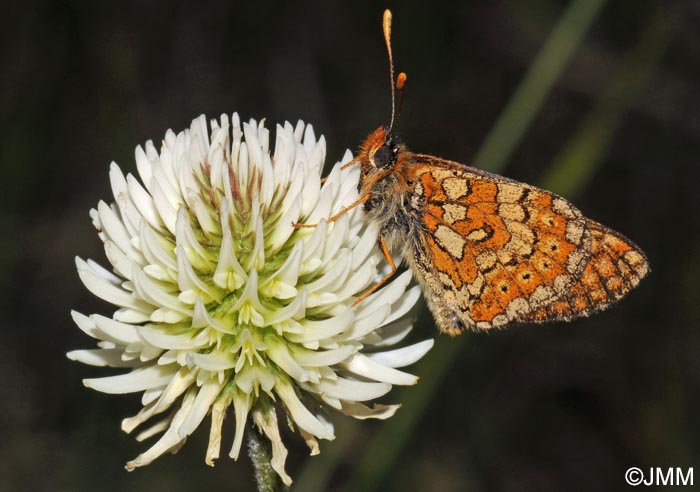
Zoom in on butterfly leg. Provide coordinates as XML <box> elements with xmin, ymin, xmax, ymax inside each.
<box><xmin>293</xmin><ymin>193</ymin><xmax>370</xmax><ymax>229</ymax></box>
<box><xmin>320</xmin><ymin>157</ymin><xmax>360</xmax><ymax>184</ymax></box>
<box><xmin>351</xmin><ymin>236</ymin><xmax>397</xmax><ymax>307</ymax></box>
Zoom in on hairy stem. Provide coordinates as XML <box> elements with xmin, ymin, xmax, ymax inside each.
<box><xmin>248</xmin><ymin>426</ymin><xmax>286</xmax><ymax>492</ymax></box>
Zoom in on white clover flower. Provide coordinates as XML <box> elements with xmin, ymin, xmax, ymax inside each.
<box><xmin>69</xmin><ymin>114</ymin><xmax>432</xmax><ymax>485</ymax></box>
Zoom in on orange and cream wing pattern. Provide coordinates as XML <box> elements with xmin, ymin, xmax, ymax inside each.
<box><xmin>405</xmin><ymin>157</ymin><xmax>649</xmax><ymax>333</ymax></box>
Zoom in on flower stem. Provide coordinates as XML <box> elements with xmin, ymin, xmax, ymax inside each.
<box><xmin>248</xmin><ymin>425</ymin><xmax>286</xmax><ymax>492</ymax></box>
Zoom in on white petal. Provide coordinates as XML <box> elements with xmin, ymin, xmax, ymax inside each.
<box><xmin>293</xmin><ymin>119</ymin><xmax>305</xmax><ymax>142</ymax></box>
<box><xmin>115</xmin><ymin>308</ymin><xmax>151</xmax><ymax>324</ymax></box>
<box><xmin>311</xmin><ymin>377</ymin><xmax>391</xmax><ymax>402</ymax></box>
<box><xmin>150</xmin><ymin>308</ymin><xmax>189</xmax><ymax>324</ymax></box>
<box><xmin>339</xmin><ymin>401</ymin><xmax>401</xmax><ymax>420</ymax></box>
<box><xmin>125</xmin><ymin>388</ymin><xmax>196</xmax><ymax>470</ymax></box>
<box><xmin>277</xmin><ymin>167</ymin><xmax>304</xmax><ymax>218</ymax></box>
<box><xmin>338</xmin><ymin>304</ymin><xmax>391</xmax><ymax>341</ymax></box>
<box><xmin>86</xmin><ymin>258</ymin><xmax>122</xmax><ymax>284</ymax></box>
<box><xmin>104</xmin><ymin>241</ymin><xmax>134</xmax><ymax>280</ymax></box>
<box><xmin>139</xmin><ymin>345</ymin><xmax>162</xmax><ymax>362</ymax></box>
<box><xmin>244</xmin><ymin>216</ymin><xmax>266</xmax><ymax>271</ymax></box>
<box><xmin>178</xmin><ymin>377</ymin><xmax>224</xmax><ymax>437</ymax></box>
<box><xmin>381</xmin><ymin>285</ymin><xmax>421</xmax><ymax>327</ymax></box>
<box><xmin>109</xmin><ymin>163</ymin><xmax>140</xmax><ymax>237</ymax></box>
<box><xmin>126</xmin><ymin>174</ymin><xmax>164</xmax><ymax>231</ymax></box>
<box><xmin>151</xmin><ymin>161</ymin><xmax>181</xmax><ymax>210</ymax></box>
<box><xmin>229</xmin><ymin>269</ymin><xmax>264</xmax><ymax>325</ymax></box>
<box><xmin>367</xmin><ymin>339</ymin><xmax>435</xmax><ymax>368</ymax></box>
<box><xmin>141</xmin><ymin>387</ymin><xmax>163</xmax><ymax>406</ymax></box>
<box><xmin>91</xmin><ymin>314</ymin><xmax>140</xmax><ymax>345</ymax></box>
<box><xmin>97</xmin><ymin>201</ymin><xmax>141</xmax><ymax>263</ymax></box>
<box><xmin>287</xmin><ymin>309</ymin><xmax>354</xmax><ymax>343</ymax></box>
<box><xmin>300</xmin><ymin>220</ymin><xmax>327</xmax><ymax>266</ymax></box>
<box><xmin>175</xmin><ymin>207</ymin><xmax>210</xmax><ymax>266</ymax></box>
<box><xmin>266</xmin><ymin>337</ymin><xmax>312</xmax><ymax>383</ymax></box>
<box><xmin>206</xmin><ymin>399</ymin><xmax>227</xmax><ymax>466</ymax></box>
<box><xmin>350</xmin><ymin>221</ymin><xmax>380</xmax><ymax>270</ymax></box>
<box><xmin>71</xmin><ymin>310</ymin><xmax>102</xmax><ymax>339</ymax></box>
<box><xmin>235</xmin><ymin>364</ymin><xmax>275</xmax><ymax>395</ymax></box>
<box><xmin>355</xmin><ymin>270</ymin><xmax>413</xmax><ymax>317</ymax></box>
<box><xmin>275</xmin><ymin>378</ymin><xmax>334</xmax><ymax>440</ymax></box>
<box><xmin>131</xmin><ymin>268</ymin><xmax>192</xmax><ymax>316</ymax></box>
<box><xmin>67</xmin><ymin>349</ymin><xmax>138</xmax><ymax>367</ymax></box>
<box><xmin>150</xmin><ymin>177</ymin><xmax>178</xmax><ymax>234</ymax></box>
<box><xmin>291</xmin><ymin>344</ymin><xmax>357</xmax><ymax>368</ymax></box>
<box><xmin>336</xmin><ymin>150</ymin><xmax>360</xmax><ymax>196</ymax></box>
<box><xmin>263</xmin><ymin>290</ymin><xmax>307</xmax><ymax>326</ymax></box>
<box><xmin>187</xmin><ymin>352</ymin><xmax>236</xmax><ymax>371</ymax></box>
<box><xmin>321</xmin><ymin>214</ymin><xmax>349</xmax><ymax>265</ymax></box>
<box><xmin>299</xmin><ymin>168</ymin><xmax>321</xmax><ymax>219</ymax></box>
<box><xmin>253</xmin><ymin>408</ymin><xmax>292</xmax><ymax>486</ymax></box>
<box><xmin>304</xmin><ymin>182</ymin><xmax>333</xmax><ymax>225</ymax></box>
<box><xmin>176</xmin><ymin>245</ymin><xmax>222</xmax><ymax>302</ymax></box>
<box><xmin>138</xmin><ymin>324</ymin><xmax>209</xmax><ymax>350</ymax></box>
<box><xmin>84</xmin><ymin>364</ymin><xmax>177</xmax><ymax>394</ymax></box>
<box><xmin>243</xmin><ymin>123</ymin><xmax>263</xmax><ymax>175</ymax></box>
<box><xmin>229</xmin><ymin>389</ymin><xmax>251</xmax><ymax>460</ymax></box>
<box><xmin>76</xmin><ymin>258</ymin><xmax>151</xmax><ymax>312</ymax></box>
<box><xmin>334</xmin><ymin>255</ymin><xmax>378</xmax><ymax>302</ymax></box>
<box><xmin>122</xmin><ymin>367</ymin><xmax>196</xmax><ymax>433</ymax></box>
<box><xmin>192</xmin><ymin>297</ymin><xmax>236</xmax><ymax>334</ymax></box>
<box><xmin>259</xmin><ymin>241</ymin><xmax>302</xmax><ymax>299</ymax></box>
<box><xmin>134</xmin><ymin>145</ymin><xmax>154</xmax><ymax>190</ymax></box>
<box><xmin>303</xmin><ymin>124</ymin><xmax>317</xmax><ymax>158</ymax></box>
<box><xmin>134</xmin><ymin>416</ymin><xmax>171</xmax><ymax>442</ymax></box>
<box><xmin>143</xmin><ymin>264</ymin><xmax>172</xmax><ymax>282</ymax></box>
<box><xmin>267</xmin><ymin>196</ymin><xmax>301</xmax><ymax>254</ymax></box>
<box><xmin>370</xmin><ymin>317</ymin><xmax>414</xmax><ymax>348</ymax></box>
<box><xmin>342</xmin><ymin>353</ymin><xmax>418</xmax><ymax>385</ymax></box>
<box><xmin>190</xmin><ymin>194</ymin><xmax>219</xmax><ymax>236</ymax></box>
<box><xmin>213</xmin><ymin>205</ymin><xmax>247</xmax><ymax>290</ymax></box>
<box><xmin>140</xmin><ymin>224</ymin><xmax>177</xmax><ymax>270</ymax></box>
<box><xmin>304</xmin><ymin>251</ymin><xmax>351</xmax><ymax>294</ymax></box>
<box><xmin>299</xmin><ymin>429</ymin><xmax>320</xmax><ymax>456</ymax></box>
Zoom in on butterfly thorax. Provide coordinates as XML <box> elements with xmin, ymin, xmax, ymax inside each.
<box><xmin>357</xmin><ymin>126</ymin><xmax>420</xmax><ymax>253</ymax></box>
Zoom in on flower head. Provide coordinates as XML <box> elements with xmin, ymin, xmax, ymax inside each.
<box><xmin>69</xmin><ymin>114</ymin><xmax>432</xmax><ymax>484</ymax></box>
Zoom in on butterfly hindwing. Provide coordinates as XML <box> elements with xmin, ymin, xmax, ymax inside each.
<box><xmin>404</xmin><ymin>156</ymin><xmax>648</xmax><ymax>332</ymax></box>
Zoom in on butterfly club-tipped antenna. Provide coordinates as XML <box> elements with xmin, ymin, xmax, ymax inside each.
<box><xmin>383</xmin><ymin>10</ymin><xmax>407</xmax><ymax>138</ymax></box>
<box><xmin>337</xmin><ymin>9</ymin><xmax>406</xmax><ymax>176</ymax></box>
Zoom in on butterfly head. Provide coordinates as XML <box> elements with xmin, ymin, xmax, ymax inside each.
<box><xmin>361</xmin><ymin>126</ymin><xmax>401</xmax><ymax>169</ymax></box>
<box><xmin>355</xmin><ymin>126</ymin><xmax>405</xmax><ymax>197</ymax></box>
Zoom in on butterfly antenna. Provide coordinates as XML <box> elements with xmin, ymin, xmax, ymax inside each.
<box><xmin>396</xmin><ymin>71</ymin><xmax>407</xmax><ymax>126</ymax></box>
<box><xmin>383</xmin><ymin>10</ymin><xmax>398</xmax><ymax>134</ymax></box>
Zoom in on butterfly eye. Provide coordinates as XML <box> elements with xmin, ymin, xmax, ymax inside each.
<box><xmin>373</xmin><ymin>144</ymin><xmax>395</xmax><ymax>168</ymax></box>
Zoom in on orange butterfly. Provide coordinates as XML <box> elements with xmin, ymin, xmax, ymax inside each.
<box><xmin>309</xmin><ymin>10</ymin><xmax>649</xmax><ymax>334</ymax></box>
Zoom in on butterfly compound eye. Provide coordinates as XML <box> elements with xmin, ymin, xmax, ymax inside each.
<box><xmin>373</xmin><ymin>144</ymin><xmax>395</xmax><ymax>168</ymax></box>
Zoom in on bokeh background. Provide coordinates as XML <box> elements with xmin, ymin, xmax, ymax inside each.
<box><xmin>2</xmin><ymin>0</ymin><xmax>699</xmax><ymax>491</ymax></box>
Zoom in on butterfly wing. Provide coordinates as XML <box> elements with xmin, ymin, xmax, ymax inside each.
<box><xmin>404</xmin><ymin>155</ymin><xmax>649</xmax><ymax>333</ymax></box>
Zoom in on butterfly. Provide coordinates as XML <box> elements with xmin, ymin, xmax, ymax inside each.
<box><xmin>306</xmin><ymin>10</ymin><xmax>649</xmax><ymax>334</ymax></box>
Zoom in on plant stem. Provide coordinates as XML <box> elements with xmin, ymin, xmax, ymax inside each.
<box><xmin>248</xmin><ymin>426</ymin><xmax>286</xmax><ymax>492</ymax></box>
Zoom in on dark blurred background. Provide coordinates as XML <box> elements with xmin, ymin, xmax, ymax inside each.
<box><xmin>2</xmin><ymin>0</ymin><xmax>699</xmax><ymax>491</ymax></box>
